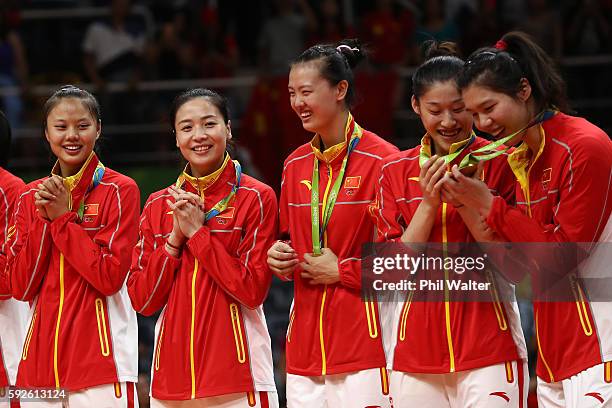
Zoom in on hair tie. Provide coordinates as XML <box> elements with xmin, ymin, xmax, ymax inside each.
<box><xmin>336</xmin><ymin>44</ymin><xmax>359</xmax><ymax>53</ymax></box>
<box><xmin>494</xmin><ymin>40</ymin><xmax>508</xmax><ymax>51</ymax></box>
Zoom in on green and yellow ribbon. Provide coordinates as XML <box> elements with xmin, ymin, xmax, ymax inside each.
<box><xmin>76</xmin><ymin>162</ymin><xmax>105</xmax><ymax>221</ymax></box>
<box><xmin>311</xmin><ymin>117</ymin><xmax>363</xmax><ymax>255</ymax></box>
<box><xmin>419</xmin><ymin>110</ymin><xmax>557</xmax><ymax>170</ymax></box>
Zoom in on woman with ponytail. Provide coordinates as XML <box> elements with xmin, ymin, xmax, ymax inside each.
<box><xmin>373</xmin><ymin>41</ymin><xmax>528</xmax><ymax>407</ymax></box>
<box><xmin>128</xmin><ymin>88</ymin><xmax>279</xmax><ymax>407</ymax></box>
<box><xmin>266</xmin><ymin>39</ymin><xmax>398</xmax><ymax>407</ymax></box>
<box><xmin>447</xmin><ymin>31</ymin><xmax>612</xmax><ymax>407</ymax></box>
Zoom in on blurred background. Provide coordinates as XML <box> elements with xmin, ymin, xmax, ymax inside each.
<box><xmin>1</xmin><ymin>0</ymin><xmax>611</xmax><ymax>406</ymax></box>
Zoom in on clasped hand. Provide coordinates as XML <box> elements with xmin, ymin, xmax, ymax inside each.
<box><xmin>34</xmin><ymin>175</ymin><xmax>70</xmax><ymax>221</ymax></box>
<box><xmin>165</xmin><ymin>185</ymin><xmax>206</xmax><ymax>247</ymax></box>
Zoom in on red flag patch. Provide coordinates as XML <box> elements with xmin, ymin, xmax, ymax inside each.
<box><xmin>217</xmin><ymin>207</ymin><xmax>236</xmax><ymax>219</ymax></box>
<box><xmin>83</xmin><ymin>203</ymin><xmax>99</xmax><ymax>216</ymax></box>
<box><xmin>344</xmin><ymin>176</ymin><xmax>361</xmax><ymax>189</ymax></box>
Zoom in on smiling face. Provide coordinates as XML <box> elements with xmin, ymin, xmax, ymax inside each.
<box><xmin>288</xmin><ymin>61</ymin><xmax>347</xmax><ymax>136</ymax></box>
<box><xmin>412</xmin><ymin>80</ymin><xmax>473</xmax><ymax>155</ymax></box>
<box><xmin>174</xmin><ymin>97</ymin><xmax>231</xmax><ymax>177</ymax></box>
<box><xmin>462</xmin><ymin>82</ymin><xmax>532</xmax><ymax>146</ymax></box>
<box><xmin>45</xmin><ymin>97</ymin><xmax>100</xmax><ymax>176</ymax></box>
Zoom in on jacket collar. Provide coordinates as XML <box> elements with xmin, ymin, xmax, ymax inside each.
<box><xmin>310</xmin><ymin>112</ymin><xmax>357</xmax><ymax>164</ymax></box>
<box><xmin>507</xmin><ymin>125</ymin><xmax>547</xmax><ymax>193</ymax></box>
<box><xmin>177</xmin><ymin>153</ymin><xmax>232</xmax><ymax>196</ymax></box>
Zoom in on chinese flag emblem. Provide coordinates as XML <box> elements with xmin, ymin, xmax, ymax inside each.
<box><xmin>344</xmin><ymin>176</ymin><xmax>361</xmax><ymax>189</ymax></box>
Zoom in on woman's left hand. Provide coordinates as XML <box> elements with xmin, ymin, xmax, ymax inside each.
<box><xmin>173</xmin><ymin>202</ymin><xmax>205</xmax><ymax>239</ymax></box>
<box><xmin>167</xmin><ymin>186</ymin><xmax>205</xmax><ymax>239</ymax></box>
<box><xmin>39</xmin><ymin>175</ymin><xmax>70</xmax><ymax>221</ymax></box>
<box><xmin>300</xmin><ymin>248</ymin><xmax>340</xmax><ymax>285</ymax></box>
<box><xmin>442</xmin><ymin>163</ymin><xmax>494</xmax><ymax>217</ymax></box>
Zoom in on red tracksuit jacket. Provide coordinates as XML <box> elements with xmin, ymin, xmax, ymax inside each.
<box><xmin>4</xmin><ymin>154</ymin><xmax>140</xmax><ymax>390</ymax></box>
<box><xmin>374</xmin><ymin>135</ymin><xmax>527</xmax><ymax>375</ymax></box>
<box><xmin>485</xmin><ymin>112</ymin><xmax>612</xmax><ymax>382</ymax></box>
<box><xmin>128</xmin><ymin>158</ymin><xmax>278</xmax><ymax>400</ymax></box>
<box><xmin>0</xmin><ymin>167</ymin><xmax>28</xmax><ymax>388</ymax></box>
<box><xmin>279</xmin><ymin>114</ymin><xmax>398</xmax><ymax>377</ymax></box>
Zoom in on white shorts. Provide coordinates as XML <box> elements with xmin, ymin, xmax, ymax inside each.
<box><xmin>390</xmin><ymin>360</ymin><xmax>528</xmax><ymax>408</ymax></box>
<box><xmin>18</xmin><ymin>382</ymin><xmax>138</xmax><ymax>408</ymax></box>
<box><xmin>286</xmin><ymin>367</ymin><xmax>392</xmax><ymax>408</ymax></box>
<box><xmin>150</xmin><ymin>391</ymin><xmax>278</xmax><ymax>408</ymax></box>
<box><xmin>537</xmin><ymin>361</ymin><xmax>612</xmax><ymax>408</ymax></box>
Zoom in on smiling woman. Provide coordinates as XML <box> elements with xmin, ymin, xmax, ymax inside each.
<box><xmin>268</xmin><ymin>40</ymin><xmax>398</xmax><ymax>408</ymax></box>
<box><xmin>43</xmin><ymin>92</ymin><xmax>101</xmax><ymax>177</ymax></box>
<box><xmin>127</xmin><ymin>88</ymin><xmax>279</xmax><ymax>407</ymax></box>
<box><xmin>373</xmin><ymin>41</ymin><xmax>528</xmax><ymax>408</ymax></box>
<box><xmin>452</xmin><ymin>31</ymin><xmax>612</xmax><ymax>407</ymax></box>
<box><xmin>5</xmin><ymin>85</ymin><xmax>140</xmax><ymax>406</ymax></box>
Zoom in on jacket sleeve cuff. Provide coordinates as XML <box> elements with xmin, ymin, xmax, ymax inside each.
<box><xmin>186</xmin><ymin>226</ymin><xmax>211</xmax><ymax>257</ymax></box>
<box><xmin>338</xmin><ymin>259</ymin><xmax>361</xmax><ymax>290</ymax></box>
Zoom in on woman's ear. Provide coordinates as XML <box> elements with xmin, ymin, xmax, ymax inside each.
<box><xmin>411</xmin><ymin>95</ymin><xmax>421</xmax><ymax>116</ymax></box>
<box><xmin>336</xmin><ymin>80</ymin><xmax>348</xmax><ymax>102</ymax></box>
<box><xmin>226</xmin><ymin>120</ymin><xmax>233</xmax><ymax>140</ymax></box>
<box><xmin>96</xmin><ymin>121</ymin><xmax>101</xmax><ymax>140</ymax></box>
<box><xmin>517</xmin><ymin>78</ymin><xmax>532</xmax><ymax>102</ymax></box>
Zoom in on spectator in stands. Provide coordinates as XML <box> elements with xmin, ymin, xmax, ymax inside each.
<box><xmin>565</xmin><ymin>0</ymin><xmax>612</xmax><ymax>55</ymax></box>
<box><xmin>360</xmin><ymin>0</ymin><xmax>417</xmax><ymax>66</ymax></box>
<box><xmin>308</xmin><ymin>0</ymin><xmax>354</xmax><ymax>46</ymax></box>
<box><xmin>82</xmin><ymin>0</ymin><xmax>146</xmax><ymax>92</ymax></box>
<box><xmin>519</xmin><ymin>0</ymin><xmax>563</xmax><ymax>59</ymax></box>
<box><xmin>414</xmin><ymin>0</ymin><xmax>459</xmax><ymax>60</ymax></box>
<box><xmin>150</xmin><ymin>4</ymin><xmax>192</xmax><ymax>80</ymax></box>
<box><xmin>0</xmin><ymin>6</ymin><xmax>27</xmax><ymax>128</ymax></box>
<box><xmin>457</xmin><ymin>0</ymin><xmax>504</xmax><ymax>53</ymax></box>
<box><xmin>258</xmin><ymin>0</ymin><xmax>317</xmax><ymax>76</ymax></box>
<box><xmin>192</xmin><ymin>4</ymin><xmax>240</xmax><ymax>79</ymax></box>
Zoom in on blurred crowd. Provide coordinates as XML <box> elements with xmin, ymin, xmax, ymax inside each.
<box><xmin>1</xmin><ymin>0</ymin><xmax>610</xmax><ymax>117</ymax></box>
<box><xmin>2</xmin><ymin>0</ymin><xmax>612</xmax><ymax>406</ymax></box>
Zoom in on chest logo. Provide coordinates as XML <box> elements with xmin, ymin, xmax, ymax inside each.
<box><xmin>542</xmin><ymin>168</ymin><xmax>552</xmax><ymax>190</ymax></box>
<box><xmin>83</xmin><ymin>204</ymin><xmax>99</xmax><ymax>216</ymax></box>
<box><xmin>82</xmin><ymin>204</ymin><xmax>100</xmax><ymax>223</ymax></box>
<box><xmin>300</xmin><ymin>180</ymin><xmax>312</xmax><ymax>191</ymax></box>
<box><xmin>344</xmin><ymin>176</ymin><xmax>361</xmax><ymax>189</ymax></box>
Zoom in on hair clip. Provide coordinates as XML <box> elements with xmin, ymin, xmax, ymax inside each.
<box><xmin>494</xmin><ymin>40</ymin><xmax>508</xmax><ymax>51</ymax></box>
<box><xmin>336</xmin><ymin>44</ymin><xmax>359</xmax><ymax>53</ymax></box>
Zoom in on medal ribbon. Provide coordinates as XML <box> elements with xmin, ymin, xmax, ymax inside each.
<box><xmin>76</xmin><ymin>162</ymin><xmax>105</xmax><ymax>221</ymax></box>
<box><xmin>311</xmin><ymin>117</ymin><xmax>363</xmax><ymax>255</ymax></box>
<box><xmin>175</xmin><ymin>156</ymin><xmax>242</xmax><ymax>222</ymax></box>
<box><xmin>419</xmin><ymin>110</ymin><xmax>557</xmax><ymax>169</ymax></box>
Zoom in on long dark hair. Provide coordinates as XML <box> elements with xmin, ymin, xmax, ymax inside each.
<box><xmin>458</xmin><ymin>31</ymin><xmax>568</xmax><ymax>113</ymax></box>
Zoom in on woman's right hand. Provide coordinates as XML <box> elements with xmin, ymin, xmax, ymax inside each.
<box><xmin>419</xmin><ymin>155</ymin><xmax>447</xmax><ymax>208</ymax></box>
<box><xmin>267</xmin><ymin>240</ymin><xmax>299</xmax><ymax>280</ymax></box>
<box><xmin>165</xmin><ymin>198</ymin><xmax>187</xmax><ymax>249</ymax></box>
<box><xmin>34</xmin><ymin>189</ymin><xmax>51</xmax><ymax>220</ymax></box>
